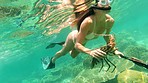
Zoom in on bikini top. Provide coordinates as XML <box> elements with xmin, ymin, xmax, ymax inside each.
<box><xmin>85</xmin><ymin>18</ymin><xmax>110</xmax><ymax>40</ymax></box>
<box><xmin>85</xmin><ymin>18</ymin><xmax>99</xmax><ymax>40</ymax></box>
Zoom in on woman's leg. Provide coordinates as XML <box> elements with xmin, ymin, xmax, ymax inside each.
<box><xmin>70</xmin><ymin>48</ymin><xmax>80</xmax><ymax>58</ymax></box>
<box><xmin>70</xmin><ymin>42</ymin><xmax>86</xmax><ymax>58</ymax></box>
<box><xmin>52</xmin><ymin>32</ymin><xmax>75</xmax><ymax>63</ymax></box>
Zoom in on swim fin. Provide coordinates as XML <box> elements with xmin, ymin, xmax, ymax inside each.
<box><xmin>41</xmin><ymin>57</ymin><xmax>55</xmax><ymax>70</ymax></box>
<box><xmin>46</xmin><ymin>41</ymin><xmax>65</xmax><ymax>49</ymax></box>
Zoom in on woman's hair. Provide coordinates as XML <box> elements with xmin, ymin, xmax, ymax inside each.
<box><xmin>76</xmin><ymin>7</ymin><xmax>95</xmax><ymax>31</ymax></box>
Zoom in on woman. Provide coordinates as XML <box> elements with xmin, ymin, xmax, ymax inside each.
<box><xmin>42</xmin><ymin>0</ymin><xmax>123</xmax><ymax>69</ymax></box>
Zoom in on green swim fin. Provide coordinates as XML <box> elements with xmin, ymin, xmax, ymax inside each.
<box><xmin>46</xmin><ymin>41</ymin><xmax>65</xmax><ymax>49</ymax></box>
<box><xmin>41</xmin><ymin>57</ymin><xmax>55</xmax><ymax>70</ymax></box>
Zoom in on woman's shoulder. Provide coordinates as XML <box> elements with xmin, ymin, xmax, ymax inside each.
<box><xmin>80</xmin><ymin>16</ymin><xmax>94</xmax><ymax>31</ymax></box>
<box><xmin>83</xmin><ymin>16</ymin><xmax>94</xmax><ymax>24</ymax></box>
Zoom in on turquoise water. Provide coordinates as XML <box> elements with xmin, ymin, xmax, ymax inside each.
<box><xmin>0</xmin><ymin>0</ymin><xmax>148</xmax><ymax>83</ymax></box>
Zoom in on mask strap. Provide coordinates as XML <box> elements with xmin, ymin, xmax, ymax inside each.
<box><xmin>91</xmin><ymin>5</ymin><xmax>111</xmax><ymax>10</ymax></box>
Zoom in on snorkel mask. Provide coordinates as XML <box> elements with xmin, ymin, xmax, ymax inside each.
<box><xmin>95</xmin><ymin>0</ymin><xmax>114</xmax><ymax>5</ymax></box>
<box><xmin>91</xmin><ymin>0</ymin><xmax>113</xmax><ymax>11</ymax></box>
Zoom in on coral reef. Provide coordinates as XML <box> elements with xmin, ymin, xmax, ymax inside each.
<box><xmin>0</xmin><ymin>0</ymin><xmax>32</xmax><ymax>18</ymax></box>
<box><xmin>22</xmin><ymin>60</ymin><xmax>84</xmax><ymax>83</ymax></box>
<box><xmin>124</xmin><ymin>45</ymin><xmax>148</xmax><ymax>60</ymax></box>
<box><xmin>123</xmin><ymin>45</ymin><xmax>148</xmax><ymax>72</ymax></box>
<box><xmin>115</xmin><ymin>31</ymin><xmax>137</xmax><ymax>51</ymax></box>
<box><xmin>8</xmin><ymin>29</ymin><xmax>33</xmax><ymax>39</ymax></box>
<box><xmin>0</xmin><ymin>6</ymin><xmax>21</xmax><ymax>18</ymax></box>
<box><xmin>71</xmin><ymin>55</ymin><xmax>134</xmax><ymax>83</ymax></box>
<box><xmin>117</xmin><ymin>69</ymin><xmax>148</xmax><ymax>83</ymax></box>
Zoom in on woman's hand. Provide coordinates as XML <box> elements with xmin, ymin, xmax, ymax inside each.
<box><xmin>89</xmin><ymin>48</ymin><xmax>106</xmax><ymax>59</ymax></box>
<box><xmin>114</xmin><ymin>50</ymin><xmax>124</xmax><ymax>58</ymax></box>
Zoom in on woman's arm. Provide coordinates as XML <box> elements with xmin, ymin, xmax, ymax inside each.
<box><xmin>75</xmin><ymin>17</ymin><xmax>92</xmax><ymax>55</ymax></box>
<box><xmin>104</xmin><ymin>14</ymin><xmax>114</xmax><ymax>43</ymax></box>
<box><xmin>105</xmin><ymin>14</ymin><xmax>124</xmax><ymax>57</ymax></box>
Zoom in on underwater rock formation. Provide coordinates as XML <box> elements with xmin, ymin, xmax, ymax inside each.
<box><xmin>71</xmin><ymin>56</ymin><xmax>134</xmax><ymax>83</ymax></box>
<box><xmin>8</xmin><ymin>30</ymin><xmax>33</xmax><ymax>39</ymax></box>
<box><xmin>115</xmin><ymin>31</ymin><xmax>137</xmax><ymax>51</ymax></box>
<box><xmin>124</xmin><ymin>45</ymin><xmax>148</xmax><ymax>60</ymax></box>
<box><xmin>22</xmin><ymin>60</ymin><xmax>84</xmax><ymax>83</ymax></box>
<box><xmin>110</xmin><ymin>31</ymin><xmax>148</xmax><ymax>71</ymax></box>
<box><xmin>71</xmin><ymin>68</ymin><xmax>118</xmax><ymax>83</ymax></box>
<box><xmin>0</xmin><ymin>6</ymin><xmax>21</xmax><ymax>18</ymax></box>
<box><xmin>117</xmin><ymin>69</ymin><xmax>148</xmax><ymax>83</ymax></box>
<box><xmin>123</xmin><ymin>45</ymin><xmax>148</xmax><ymax>71</ymax></box>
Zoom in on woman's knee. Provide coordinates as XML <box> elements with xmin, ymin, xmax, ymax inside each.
<box><xmin>56</xmin><ymin>50</ymin><xmax>68</xmax><ymax>56</ymax></box>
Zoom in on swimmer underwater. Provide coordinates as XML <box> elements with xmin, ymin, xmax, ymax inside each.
<box><xmin>41</xmin><ymin>0</ymin><xmax>124</xmax><ymax>70</ymax></box>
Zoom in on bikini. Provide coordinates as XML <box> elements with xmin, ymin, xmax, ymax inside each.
<box><xmin>85</xmin><ymin>17</ymin><xmax>98</xmax><ymax>40</ymax></box>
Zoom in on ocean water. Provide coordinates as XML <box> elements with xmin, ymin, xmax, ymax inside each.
<box><xmin>0</xmin><ymin>0</ymin><xmax>148</xmax><ymax>83</ymax></box>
